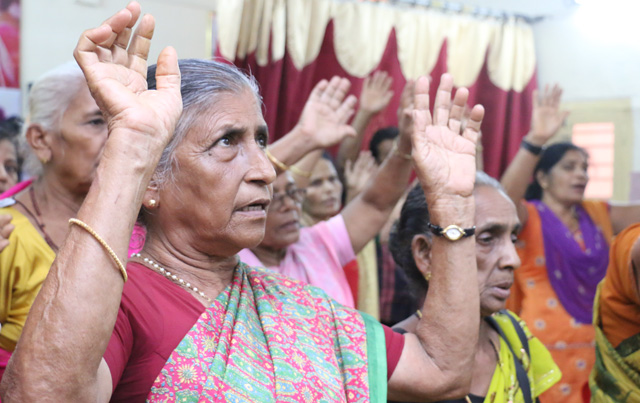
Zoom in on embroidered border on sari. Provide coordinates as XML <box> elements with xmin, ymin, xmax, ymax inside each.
<box><xmin>362</xmin><ymin>312</ymin><xmax>387</xmax><ymax>403</ymax></box>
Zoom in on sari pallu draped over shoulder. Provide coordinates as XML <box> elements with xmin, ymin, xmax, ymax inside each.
<box><xmin>146</xmin><ymin>263</ymin><xmax>387</xmax><ymax>402</ymax></box>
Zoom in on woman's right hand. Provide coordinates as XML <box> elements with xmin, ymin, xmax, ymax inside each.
<box><xmin>73</xmin><ymin>1</ymin><xmax>182</xmax><ymax>160</ymax></box>
<box><xmin>526</xmin><ymin>84</ymin><xmax>569</xmax><ymax>146</ymax></box>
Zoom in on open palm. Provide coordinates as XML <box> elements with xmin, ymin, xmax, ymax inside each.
<box><xmin>295</xmin><ymin>76</ymin><xmax>357</xmax><ymax>149</ymax></box>
<box><xmin>411</xmin><ymin>74</ymin><xmax>484</xmax><ymax>198</ymax></box>
<box><xmin>73</xmin><ymin>2</ymin><xmax>182</xmax><ymax>153</ymax></box>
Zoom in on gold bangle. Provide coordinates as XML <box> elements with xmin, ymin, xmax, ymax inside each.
<box><xmin>68</xmin><ymin>218</ymin><xmax>127</xmax><ymax>282</ymax></box>
<box><xmin>289</xmin><ymin>165</ymin><xmax>311</xmax><ymax>178</ymax></box>
<box><xmin>392</xmin><ymin>138</ymin><xmax>412</xmax><ymax>161</ymax></box>
<box><xmin>265</xmin><ymin>148</ymin><xmax>289</xmax><ymax>172</ymax></box>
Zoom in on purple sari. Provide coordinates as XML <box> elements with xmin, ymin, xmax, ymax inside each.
<box><xmin>532</xmin><ymin>201</ymin><xmax>609</xmax><ymax>324</ymax></box>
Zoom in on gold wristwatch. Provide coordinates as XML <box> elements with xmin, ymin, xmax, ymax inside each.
<box><xmin>427</xmin><ymin>223</ymin><xmax>476</xmax><ymax>241</ymax></box>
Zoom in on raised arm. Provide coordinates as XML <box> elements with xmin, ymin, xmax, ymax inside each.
<box><xmin>340</xmin><ymin>81</ymin><xmax>414</xmax><ymax>254</ymax></box>
<box><xmin>500</xmin><ymin>84</ymin><xmax>569</xmax><ymax>224</ymax></box>
<box><xmin>336</xmin><ymin>71</ymin><xmax>393</xmax><ymax>173</ymax></box>
<box><xmin>387</xmin><ymin>74</ymin><xmax>484</xmax><ymax>401</ymax></box>
<box><xmin>0</xmin><ymin>3</ymin><xmax>182</xmax><ymax>401</ymax></box>
<box><xmin>266</xmin><ymin>77</ymin><xmax>356</xmax><ymax>188</ymax></box>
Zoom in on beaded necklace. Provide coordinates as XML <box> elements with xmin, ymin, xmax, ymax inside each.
<box><xmin>131</xmin><ymin>253</ymin><xmax>212</xmax><ymax>303</ymax></box>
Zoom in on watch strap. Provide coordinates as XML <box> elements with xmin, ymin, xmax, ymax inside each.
<box><xmin>427</xmin><ymin>222</ymin><xmax>476</xmax><ymax>241</ymax></box>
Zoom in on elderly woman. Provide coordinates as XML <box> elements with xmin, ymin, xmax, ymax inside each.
<box><xmin>0</xmin><ymin>61</ymin><xmax>108</xmax><ymax>381</ymax></box>
<box><xmin>1</xmin><ymin>4</ymin><xmax>484</xmax><ymax>402</ymax></box>
<box><xmin>390</xmin><ymin>174</ymin><xmax>561</xmax><ymax>402</ymax></box>
<box><xmin>240</xmin><ymin>90</ymin><xmax>414</xmax><ymax>308</ymax></box>
<box><xmin>500</xmin><ymin>86</ymin><xmax>640</xmax><ymax>402</ymax></box>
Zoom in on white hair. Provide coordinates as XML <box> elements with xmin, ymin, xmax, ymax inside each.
<box><xmin>21</xmin><ymin>61</ymin><xmax>86</xmax><ymax>177</ymax></box>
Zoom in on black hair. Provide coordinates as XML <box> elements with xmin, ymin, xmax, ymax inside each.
<box><xmin>0</xmin><ymin>116</ymin><xmax>23</xmax><ymax>176</ymax></box>
<box><xmin>369</xmin><ymin>126</ymin><xmax>398</xmax><ymax>162</ymax></box>
<box><xmin>388</xmin><ymin>183</ymin><xmax>431</xmax><ymax>299</ymax></box>
<box><xmin>524</xmin><ymin>142</ymin><xmax>588</xmax><ymax>200</ymax></box>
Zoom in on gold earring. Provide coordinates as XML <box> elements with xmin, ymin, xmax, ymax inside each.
<box><xmin>424</xmin><ymin>272</ymin><xmax>432</xmax><ymax>281</ymax></box>
<box><xmin>149</xmin><ymin>199</ymin><xmax>158</xmax><ymax>208</ymax></box>
<box><xmin>40</xmin><ymin>157</ymin><xmax>49</xmax><ymax>164</ymax></box>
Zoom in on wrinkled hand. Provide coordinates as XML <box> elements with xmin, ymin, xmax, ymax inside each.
<box><xmin>0</xmin><ymin>214</ymin><xmax>13</xmax><ymax>252</ymax></box>
<box><xmin>528</xmin><ymin>84</ymin><xmax>569</xmax><ymax>145</ymax></box>
<box><xmin>411</xmin><ymin>74</ymin><xmax>484</xmax><ymax>199</ymax></box>
<box><xmin>295</xmin><ymin>76</ymin><xmax>357</xmax><ymax>149</ymax></box>
<box><xmin>359</xmin><ymin>71</ymin><xmax>393</xmax><ymax>114</ymax></box>
<box><xmin>73</xmin><ymin>2</ymin><xmax>182</xmax><ymax>155</ymax></box>
<box><xmin>345</xmin><ymin>150</ymin><xmax>376</xmax><ymax>198</ymax></box>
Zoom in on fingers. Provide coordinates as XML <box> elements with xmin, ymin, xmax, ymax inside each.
<box><xmin>308</xmin><ymin>79</ymin><xmax>329</xmax><ymax>103</ymax></box>
<box><xmin>111</xmin><ymin>3</ymin><xmax>141</xmax><ymax>65</ymax></box>
<box><xmin>412</xmin><ymin>75</ymin><xmax>432</xmax><ymax>132</ymax></box>
<box><xmin>448</xmin><ymin>87</ymin><xmax>468</xmax><ymax>134</ymax></box>
<box><xmin>336</xmin><ymin>94</ymin><xmax>357</xmax><ymax>125</ymax></box>
<box><xmin>461</xmin><ymin>104</ymin><xmax>484</xmax><ymax>145</ymax></box>
<box><xmin>433</xmin><ymin>73</ymin><xmax>453</xmax><ymax>126</ymax></box>
<box><xmin>0</xmin><ymin>214</ymin><xmax>14</xmax><ymax>251</ymax></box>
<box><xmin>127</xmin><ymin>13</ymin><xmax>155</xmax><ymax>79</ymax></box>
<box><xmin>319</xmin><ymin>76</ymin><xmax>344</xmax><ymax>108</ymax></box>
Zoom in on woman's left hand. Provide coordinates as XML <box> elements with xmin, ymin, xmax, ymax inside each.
<box><xmin>411</xmin><ymin>74</ymin><xmax>484</xmax><ymax>201</ymax></box>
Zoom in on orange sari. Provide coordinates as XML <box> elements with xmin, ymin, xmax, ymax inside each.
<box><xmin>507</xmin><ymin>200</ymin><xmax>613</xmax><ymax>403</ymax></box>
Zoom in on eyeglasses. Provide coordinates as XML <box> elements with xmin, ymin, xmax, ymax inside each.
<box><xmin>272</xmin><ymin>187</ymin><xmax>306</xmax><ymax>209</ymax></box>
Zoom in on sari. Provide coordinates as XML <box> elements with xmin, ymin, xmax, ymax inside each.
<box><xmin>508</xmin><ymin>200</ymin><xmax>613</xmax><ymax>403</ymax></box>
<box><xmin>590</xmin><ymin>224</ymin><xmax>640</xmax><ymax>402</ymax></box>
<box><xmin>115</xmin><ymin>262</ymin><xmax>388</xmax><ymax>402</ymax></box>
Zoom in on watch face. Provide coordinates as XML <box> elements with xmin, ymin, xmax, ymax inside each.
<box><xmin>443</xmin><ymin>225</ymin><xmax>464</xmax><ymax>241</ymax></box>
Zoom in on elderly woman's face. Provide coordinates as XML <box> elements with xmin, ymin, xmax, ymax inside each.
<box><xmin>260</xmin><ymin>172</ymin><xmax>303</xmax><ymax>250</ymax></box>
<box><xmin>473</xmin><ymin>186</ymin><xmax>521</xmax><ymax>317</ymax></box>
<box><xmin>48</xmin><ymin>83</ymin><xmax>107</xmax><ymax>194</ymax></box>
<box><xmin>303</xmin><ymin>158</ymin><xmax>342</xmax><ymax>220</ymax></box>
<box><xmin>155</xmin><ymin>89</ymin><xmax>276</xmax><ymax>255</ymax></box>
<box><xmin>0</xmin><ymin>138</ymin><xmax>18</xmax><ymax>192</ymax></box>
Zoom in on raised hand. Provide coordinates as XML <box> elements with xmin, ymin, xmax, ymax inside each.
<box><xmin>411</xmin><ymin>74</ymin><xmax>484</xmax><ymax>199</ymax></box>
<box><xmin>73</xmin><ymin>1</ymin><xmax>182</xmax><ymax>156</ymax></box>
<box><xmin>345</xmin><ymin>150</ymin><xmax>376</xmax><ymax>202</ymax></box>
<box><xmin>0</xmin><ymin>213</ymin><xmax>13</xmax><ymax>252</ymax></box>
<box><xmin>397</xmin><ymin>80</ymin><xmax>415</xmax><ymax>143</ymax></box>
<box><xmin>528</xmin><ymin>84</ymin><xmax>569</xmax><ymax>145</ymax></box>
<box><xmin>294</xmin><ymin>76</ymin><xmax>357</xmax><ymax>149</ymax></box>
<box><xmin>359</xmin><ymin>71</ymin><xmax>393</xmax><ymax>114</ymax></box>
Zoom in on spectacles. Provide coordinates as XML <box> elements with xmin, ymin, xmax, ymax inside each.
<box><xmin>272</xmin><ymin>187</ymin><xmax>306</xmax><ymax>209</ymax></box>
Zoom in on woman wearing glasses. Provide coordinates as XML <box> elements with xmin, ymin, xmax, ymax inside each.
<box><xmin>239</xmin><ymin>110</ymin><xmax>413</xmax><ymax>307</ymax></box>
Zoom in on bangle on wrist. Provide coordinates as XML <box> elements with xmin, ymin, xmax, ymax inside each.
<box><xmin>521</xmin><ymin>139</ymin><xmax>545</xmax><ymax>156</ymax></box>
<box><xmin>391</xmin><ymin>138</ymin><xmax>412</xmax><ymax>161</ymax></box>
<box><xmin>265</xmin><ymin>148</ymin><xmax>290</xmax><ymax>172</ymax></box>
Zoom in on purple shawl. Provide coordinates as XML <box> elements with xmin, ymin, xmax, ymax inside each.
<box><xmin>532</xmin><ymin>200</ymin><xmax>609</xmax><ymax>324</ymax></box>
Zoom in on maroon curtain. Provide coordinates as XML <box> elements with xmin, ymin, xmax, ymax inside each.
<box><xmin>218</xmin><ymin>20</ymin><xmax>536</xmax><ymax>178</ymax></box>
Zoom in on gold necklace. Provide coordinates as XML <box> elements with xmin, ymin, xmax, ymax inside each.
<box><xmin>131</xmin><ymin>253</ymin><xmax>212</xmax><ymax>302</ymax></box>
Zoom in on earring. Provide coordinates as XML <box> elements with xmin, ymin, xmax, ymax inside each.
<box><xmin>424</xmin><ymin>272</ymin><xmax>432</xmax><ymax>281</ymax></box>
<box><xmin>40</xmin><ymin>157</ymin><xmax>49</xmax><ymax>164</ymax></box>
<box><xmin>148</xmin><ymin>199</ymin><xmax>158</xmax><ymax>208</ymax></box>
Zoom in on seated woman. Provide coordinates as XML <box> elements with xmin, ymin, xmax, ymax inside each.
<box><xmin>589</xmin><ymin>223</ymin><xmax>640</xmax><ymax>401</ymax></box>
<box><xmin>390</xmin><ymin>173</ymin><xmax>561</xmax><ymax>402</ymax></box>
<box><xmin>0</xmin><ymin>61</ymin><xmax>108</xmax><ymax>381</ymax></box>
<box><xmin>1</xmin><ymin>4</ymin><xmax>486</xmax><ymax>402</ymax></box>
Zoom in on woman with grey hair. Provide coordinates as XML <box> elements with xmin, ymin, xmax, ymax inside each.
<box><xmin>0</xmin><ymin>60</ymin><xmax>108</xmax><ymax>382</ymax></box>
<box><xmin>4</xmin><ymin>3</ymin><xmax>484</xmax><ymax>402</ymax></box>
<box><xmin>389</xmin><ymin>173</ymin><xmax>561</xmax><ymax>403</ymax></box>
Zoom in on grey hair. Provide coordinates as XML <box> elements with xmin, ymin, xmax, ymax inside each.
<box><xmin>474</xmin><ymin>171</ymin><xmax>507</xmax><ymax>195</ymax></box>
<box><xmin>22</xmin><ymin>61</ymin><xmax>87</xmax><ymax>177</ymax></box>
<box><xmin>146</xmin><ymin>59</ymin><xmax>261</xmax><ymax>186</ymax></box>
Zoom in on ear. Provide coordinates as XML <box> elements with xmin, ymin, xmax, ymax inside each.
<box><xmin>535</xmin><ymin>170</ymin><xmax>548</xmax><ymax>189</ymax></box>
<box><xmin>411</xmin><ymin>234</ymin><xmax>432</xmax><ymax>279</ymax></box>
<box><xmin>25</xmin><ymin>124</ymin><xmax>53</xmax><ymax>164</ymax></box>
<box><xmin>142</xmin><ymin>182</ymin><xmax>161</xmax><ymax>209</ymax></box>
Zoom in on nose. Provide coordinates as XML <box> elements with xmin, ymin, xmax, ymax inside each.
<box><xmin>247</xmin><ymin>146</ymin><xmax>277</xmax><ymax>186</ymax></box>
<box><xmin>500</xmin><ymin>238</ymin><xmax>521</xmax><ymax>271</ymax></box>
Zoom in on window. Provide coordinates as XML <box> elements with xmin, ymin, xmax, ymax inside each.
<box><xmin>572</xmin><ymin>122</ymin><xmax>614</xmax><ymax>199</ymax></box>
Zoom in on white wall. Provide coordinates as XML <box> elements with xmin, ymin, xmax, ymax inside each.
<box><xmin>22</xmin><ymin>0</ymin><xmax>215</xmax><ymax>88</ymax></box>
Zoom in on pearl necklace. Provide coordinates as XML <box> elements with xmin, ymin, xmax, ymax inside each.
<box><xmin>131</xmin><ymin>253</ymin><xmax>212</xmax><ymax>302</ymax></box>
